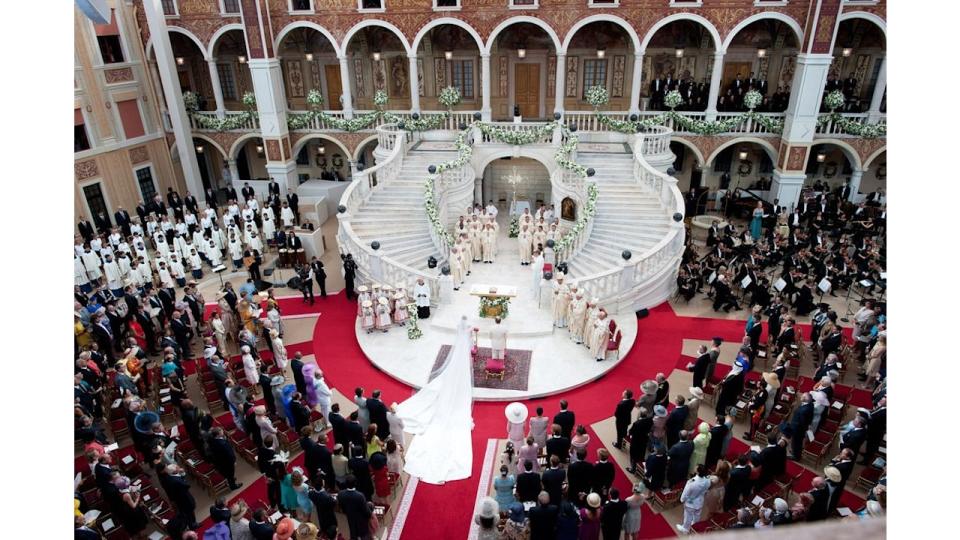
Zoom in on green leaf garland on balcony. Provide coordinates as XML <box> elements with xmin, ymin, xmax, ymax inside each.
<box><xmin>183</xmin><ymin>91</ymin><xmax>258</xmax><ymax>131</ymax></box>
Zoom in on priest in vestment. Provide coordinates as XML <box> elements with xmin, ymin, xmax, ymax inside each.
<box><xmin>531</xmin><ymin>250</ymin><xmax>545</xmax><ymax>297</ymax></box>
<box><xmin>481</xmin><ymin>225</ymin><xmax>496</xmax><ymax>263</ymax></box>
<box><xmin>450</xmin><ymin>247</ymin><xmax>465</xmax><ymax>288</ymax></box>
<box><xmin>518</xmin><ymin>225</ymin><xmax>533</xmax><ymax>265</ymax></box>
<box><xmin>590</xmin><ymin>310</ymin><xmax>611</xmax><ymax>362</ymax></box>
<box><xmin>490</xmin><ymin>318</ymin><xmax>508</xmax><ymax>361</ymax></box>
<box><xmin>552</xmin><ymin>274</ymin><xmax>570</xmax><ymax>328</ymax></box>
<box><xmin>568</xmin><ymin>291</ymin><xmax>588</xmax><ymax>344</ymax></box>
<box><xmin>413</xmin><ymin>278</ymin><xmax>431</xmax><ymax>319</ymax></box>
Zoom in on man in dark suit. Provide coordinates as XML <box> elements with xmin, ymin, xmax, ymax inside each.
<box><xmin>290</xmin><ymin>352</ymin><xmax>307</xmax><ymax>396</ymax></box>
<box><xmin>348</xmin><ymin>446</ymin><xmax>374</xmax><ymax>500</ymax></box>
<box><xmin>787</xmin><ymin>393</ymin><xmax>815</xmax><ymax>459</ymax></box>
<box><xmin>747</xmin><ymin>315</ymin><xmax>764</xmax><ymax>351</ymax></box>
<box><xmin>553</xmin><ymin>400</ymin><xmax>575</xmax><ymax>439</ymax></box>
<box><xmin>183</xmin><ymin>191</ymin><xmax>199</xmax><ymax>215</ymax></box>
<box><xmin>249</xmin><ymin>509</ymin><xmax>275</xmax><ymax>540</ymax></box>
<box><xmin>308</xmin><ymin>480</ymin><xmax>338</xmax><ymax>532</ymax></box>
<box><xmin>613</xmin><ymin>389</ymin><xmax>636</xmax><ymax>449</ymax></box>
<box><xmin>241</xmin><ymin>182</ymin><xmax>255</xmax><ymax>201</ymax></box>
<box><xmin>654</xmin><ymin>373</ymin><xmax>670</xmax><ymax>408</ymax></box>
<box><xmin>829</xmin><ymin>448</ymin><xmax>856</xmax><ymax>493</ymax></box>
<box><xmin>705</xmin><ymin>416</ymin><xmax>728</xmax><ymax>467</ymax></box>
<box><xmin>687</xmin><ymin>345</ymin><xmax>712</xmax><ymax>389</ymax></box>
<box><xmin>78</xmin><ymin>218</ymin><xmax>96</xmax><ymax>242</ymax></box>
<box><xmin>644</xmin><ymin>446</ymin><xmax>668</xmax><ymax>491</ymax></box>
<box><xmin>545</xmin><ymin>425</ymin><xmax>571</xmax><ymax>464</ymax></box>
<box><xmin>592</xmin><ymin>449</ymin><xmax>615</xmax><ymax>499</ymax></box>
<box><xmin>171</xmin><ymin>311</ymin><xmax>193</xmax><ymax>356</ymax></box>
<box><xmin>667</xmin><ymin>431</ymin><xmax>694</xmax><ymax>486</ymax></box>
<box><xmin>310</xmin><ymin>256</ymin><xmax>327</xmax><ymax>297</ymax></box>
<box><xmin>301</xmin><ymin>429</ymin><xmax>335</xmax><ymax>489</ymax></box>
<box><xmin>208</xmin><ymin>427</ymin><xmax>243</xmax><ymax>490</ymax></box>
<box><xmin>366</xmin><ymin>390</ymin><xmax>390</xmax><ymax>440</ymax></box>
<box><xmin>757</xmin><ymin>437</ymin><xmax>787</xmax><ymax>488</ymax></box>
<box><xmin>516</xmin><ymin>461</ymin><xmax>541</xmax><ymax>503</ymax></box>
<box><xmin>665</xmin><ymin>396</ymin><xmax>689</xmax><ymax>449</ymax></box>
<box><xmin>328</xmin><ymin>403</ymin><xmax>347</xmax><ymax>448</ymax></box>
<box><xmin>601</xmin><ymin>487</ymin><xmax>627</xmax><ymax>540</ymax></box>
<box><xmin>204</xmin><ymin>187</ymin><xmax>219</xmax><ymax>210</ymax></box>
<box><xmin>287</xmin><ymin>189</ymin><xmax>300</xmax><ymax>224</ymax></box>
<box><xmin>627</xmin><ymin>409</ymin><xmax>653</xmax><ymax>474</ymax></box>
<box><xmin>806</xmin><ymin>476</ymin><xmax>831</xmax><ymax>521</ymax></box>
<box><xmin>541</xmin><ymin>455</ymin><xmax>566</xmax><ymax>505</ymax></box>
<box><xmin>339</xmin><ymin>475</ymin><xmax>374</xmax><ymax>539</ymax></box>
<box><xmin>861</xmin><ymin>397</ymin><xmax>886</xmax><ymax>464</ymax></box>
<box><xmin>566</xmin><ymin>448</ymin><xmax>593</xmax><ymax>504</ymax></box>
<box><xmin>528</xmin><ymin>491</ymin><xmax>559</xmax><ymax>540</ymax></box>
<box><xmin>114</xmin><ymin>207</ymin><xmax>132</xmax><ymax>236</ymax></box>
<box><xmin>161</xmin><ymin>464</ymin><xmax>198</xmax><ymax>528</ymax></box>
<box><xmin>723</xmin><ymin>454</ymin><xmax>752</xmax><ymax>511</ymax></box>
<box><xmin>344</xmin><ymin>411</ymin><xmax>365</xmax><ymax>455</ymax></box>
<box><xmin>839</xmin><ymin>416</ymin><xmax>868</xmax><ymax>460</ymax></box>
<box><xmin>290</xmin><ymin>393</ymin><xmax>312</xmax><ymax>433</ymax></box>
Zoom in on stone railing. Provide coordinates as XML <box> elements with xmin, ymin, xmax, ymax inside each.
<box><xmin>336</xmin><ymin>124</ymin><xmax>440</xmax><ymax>301</ymax></box>
<box><xmin>188</xmin><ymin>110</ymin><xmax>260</xmax><ymax>131</ymax></box>
<box><xmin>551</xmin><ymin>167</ymin><xmax>594</xmax><ymax>264</ymax></box>
<box><xmin>480</xmin><ymin>122</ymin><xmax>555</xmax><ymax>144</ymax></box>
<box><xmin>570</xmin><ymin>128</ymin><xmax>685</xmax><ymax>313</ymax></box>
<box><xmin>426</xmin><ymin>160</ymin><xmax>477</xmax><ymax>262</ymax></box>
<box><xmin>815</xmin><ymin>112</ymin><xmax>886</xmax><ymax>137</ymax></box>
<box><xmin>564</xmin><ymin>111</ymin><xmax>630</xmax><ymax>133</ymax></box>
<box><xmin>636</xmin><ymin>111</ymin><xmax>786</xmax><ymax>137</ymax></box>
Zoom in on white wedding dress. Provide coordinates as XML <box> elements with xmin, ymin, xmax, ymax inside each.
<box><xmin>396</xmin><ymin>316</ymin><xmax>474</xmax><ymax>484</ymax></box>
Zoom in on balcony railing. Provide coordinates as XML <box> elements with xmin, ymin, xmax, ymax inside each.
<box><xmin>815</xmin><ymin>113</ymin><xmax>886</xmax><ymax>137</ymax></box>
<box><xmin>188</xmin><ymin>111</ymin><xmax>259</xmax><ymax>131</ymax></box>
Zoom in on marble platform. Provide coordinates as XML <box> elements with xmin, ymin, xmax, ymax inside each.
<box><xmin>355</xmin><ymin>210</ymin><xmax>638</xmax><ymax>400</ymax></box>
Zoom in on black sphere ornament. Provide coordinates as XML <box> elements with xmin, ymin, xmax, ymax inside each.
<box><xmin>370</xmin><ymin>241</ymin><xmax>380</xmax><ymax>251</ymax></box>
<box><xmin>411</xmin><ymin>112</ymin><xmax>420</xmax><ymax>120</ymax></box>
<box><xmin>356</xmin><ymin>164</ymin><xmax>365</xmax><ymax>172</ymax></box>
<box><xmin>629</xmin><ymin>114</ymin><xmax>638</xmax><ymax>122</ymax></box>
<box><xmin>428</xmin><ymin>165</ymin><xmax>437</xmax><ymax>174</ymax></box>
<box><xmin>543</xmin><ymin>271</ymin><xmax>553</xmax><ymax>280</ymax></box>
<box><xmin>441</xmin><ymin>265</ymin><xmax>451</xmax><ymax>275</ymax></box>
<box><xmin>586</xmin><ymin>168</ymin><xmax>595</xmax><ymax>177</ymax></box>
<box><xmin>568</xmin><ymin>123</ymin><xmax>578</xmax><ymax>132</ymax></box>
<box><xmin>666</xmin><ymin>167</ymin><xmax>677</xmax><ymax>176</ymax></box>
<box><xmin>553</xmin><ymin>112</ymin><xmax>562</xmax><ymax>120</ymax></box>
<box><xmin>473</xmin><ymin>112</ymin><xmax>482</xmax><ymax>120</ymax></box>
<box><xmin>673</xmin><ymin>212</ymin><xmax>684</xmax><ymax>222</ymax></box>
<box><xmin>458</xmin><ymin>122</ymin><xmax>467</xmax><ymax>130</ymax></box>
<box><xmin>622</xmin><ymin>250</ymin><xmax>632</xmax><ymax>261</ymax></box>
<box><xmin>337</xmin><ymin>204</ymin><xmax>347</xmax><ymax>214</ymax></box>
<box><xmin>427</xmin><ymin>256</ymin><xmax>438</xmax><ymax>269</ymax></box>
<box><xmin>546</xmin><ymin>239</ymin><xmax>555</xmax><ymax>249</ymax></box>
<box><xmin>397</xmin><ymin>122</ymin><xmax>406</xmax><ymax>130</ymax></box>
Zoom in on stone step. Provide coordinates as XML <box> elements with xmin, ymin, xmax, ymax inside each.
<box><xmin>586</xmin><ymin>235</ymin><xmax>659</xmax><ymax>254</ymax></box>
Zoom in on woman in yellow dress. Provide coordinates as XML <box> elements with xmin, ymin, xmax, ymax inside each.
<box><xmin>239</xmin><ymin>300</ymin><xmax>260</xmax><ymax>335</ymax></box>
<box><xmin>74</xmin><ymin>314</ymin><xmax>91</xmax><ymax>350</ymax></box>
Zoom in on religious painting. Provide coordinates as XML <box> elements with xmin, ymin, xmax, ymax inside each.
<box><xmin>417</xmin><ymin>58</ymin><xmax>425</xmax><ymax>97</ymax></box>
<box><xmin>547</xmin><ymin>56</ymin><xmax>556</xmax><ymax>98</ymax></box>
<box><xmin>434</xmin><ymin>58</ymin><xmax>446</xmax><ymax>95</ymax></box>
<box><xmin>310</xmin><ymin>62</ymin><xmax>321</xmax><ymax>93</ymax></box>
<box><xmin>612</xmin><ymin>55</ymin><xmax>626</xmax><ymax>97</ymax></box>
<box><xmin>678</xmin><ymin>57</ymin><xmax>696</xmax><ymax>82</ymax></box>
<box><xmin>498</xmin><ymin>56</ymin><xmax>508</xmax><ymax>97</ymax></box>
<box><xmin>564</xmin><ymin>56</ymin><xmax>579</xmax><ymax>98</ymax></box>
<box><xmin>561</xmin><ymin>197</ymin><xmax>576</xmax><ymax>221</ymax></box>
<box><xmin>390</xmin><ymin>55</ymin><xmax>408</xmax><ymax>95</ymax></box>
<box><xmin>353</xmin><ymin>57</ymin><xmax>365</xmax><ymax>97</ymax></box>
<box><xmin>757</xmin><ymin>57</ymin><xmax>770</xmax><ymax>81</ymax></box>
<box><xmin>641</xmin><ymin>56</ymin><xmax>652</xmax><ymax>90</ymax></box>
<box><xmin>777</xmin><ymin>55</ymin><xmax>796</xmax><ymax>90</ymax></box>
<box><xmin>373</xmin><ymin>59</ymin><xmax>387</xmax><ymax>93</ymax></box>
<box><xmin>285</xmin><ymin>60</ymin><xmax>305</xmax><ymax>97</ymax></box>
<box><xmin>853</xmin><ymin>54</ymin><xmax>871</xmax><ymax>98</ymax></box>
<box><xmin>652</xmin><ymin>54</ymin><xmax>678</xmax><ymax>81</ymax></box>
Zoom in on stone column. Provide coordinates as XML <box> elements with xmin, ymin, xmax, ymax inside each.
<box><xmin>848</xmin><ymin>169</ymin><xmax>864</xmax><ymax>202</ymax></box>
<box><xmin>142</xmin><ymin>0</ymin><xmax>203</xmax><ymax>196</ymax></box>
<box><xmin>480</xmin><ymin>53</ymin><xmax>492</xmax><ymax>121</ymax></box>
<box><xmin>629</xmin><ymin>52</ymin><xmax>643</xmax><ymax>115</ymax></box>
<box><xmin>554</xmin><ymin>53</ymin><xmax>566</xmax><ymax>116</ymax></box>
<box><xmin>781</xmin><ymin>53</ymin><xmax>833</xmax><ymax>140</ymax></box>
<box><xmin>207</xmin><ymin>59</ymin><xmax>225</xmax><ymax>117</ymax></box>
<box><xmin>227</xmin><ymin>159</ymin><xmax>240</xmax><ymax>185</ymax></box>
<box><xmin>408</xmin><ymin>54</ymin><xmax>421</xmax><ymax>113</ymax></box>
<box><xmin>474</xmin><ymin>177</ymin><xmax>483</xmax><ymax>205</ymax></box>
<box><xmin>338</xmin><ymin>55</ymin><xmax>354</xmax><ymax>119</ymax></box>
<box><xmin>247</xmin><ymin>57</ymin><xmax>297</xmax><ymax>193</ymax></box>
<box><xmin>771</xmin><ymin>170</ymin><xmax>807</xmax><ymax>209</ymax></box>
<box><xmin>867</xmin><ymin>56</ymin><xmax>886</xmax><ymax>123</ymax></box>
<box><xmin>705</xmin><ymin>52</ymin><xmax>725</xmax><ymax>120</ymax></box>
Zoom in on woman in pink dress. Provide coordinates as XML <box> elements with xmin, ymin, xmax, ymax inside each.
<box><xmin>517</xmin><ymin>436</ymin><xmax>540</xmax><ymax>473</ymax></box>
<box><xmin>569</xmin><ymin>425</ymin><xmax>591</xmax><ymax>463</ymax></box>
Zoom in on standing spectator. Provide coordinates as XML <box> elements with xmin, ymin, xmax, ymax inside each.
<box><xmin>676</xmin><ymin>465</ymin><xmax>711</xmax><ymax>533</ymax></box>
<box><xmin>613</xmin><ymin>389</ymin><xmax>636</xmax><ymax>449</ymax></box>
<box><xmin>600</xmin><ymin>487</ymin><xmax>627</xmax><ymax>540</ymax></box>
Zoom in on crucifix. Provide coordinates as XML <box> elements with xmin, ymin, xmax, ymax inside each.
<box><xmin>502</xmin><ymin>166</ymin><xmax>524</xmax><ymax>213</ymax></box>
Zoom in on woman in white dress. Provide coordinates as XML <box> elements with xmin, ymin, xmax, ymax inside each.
<box><xmin>241</xmin><ymin>345</ymin><xmax>259</xmax><ymax>386</ymax></box>
<box><xmin>375</xmin><ymin>297</ymin><xmax>392</xmax><ymax>332</ymax></box>
<box><xmin>211</xmin><ymin>311</ymin><xmax>228</xmax><ymax>351</ymax></box>
<box><xmin>590</xmin><ymin>310</ymin><xmax>611</xmax><ymax>361</ymax></box>
<box><xmin>270</xmin><ymin>329</ymin><xmax>287</xmax><ymax>374</ymax></box>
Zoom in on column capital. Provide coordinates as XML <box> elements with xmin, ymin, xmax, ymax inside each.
<box><xmin>480</xmin><ymin>52</ymin><xmax>491</xmax><ymax>59</ymax></box>
<box><xmin>407</xmin><ymin>53</ymin><xmax>419</xmax><ymax>60</ymax></box>
<box><xmin>207</xmin><ymin>57</ymin><xmax>218</xmax><ymax>64</ymax></box>
<box><xmin>556</xmin><ymin>51</ymin><xmax>566</xmax><ymax>58</ymax></box>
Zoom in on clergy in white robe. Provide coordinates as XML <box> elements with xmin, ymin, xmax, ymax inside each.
<box><xmin>154</xmin><ymin>233</ymin><xmax>170</xmax><ymax>257</ymax></box>
<box><xmin>174</xmin><ymin>234</ymin><xmax>190</xmax><ymax>260</ymax></box>
<box><xmin>270</xmin><ymin>329</ymin><xmax>287</xmax><ymax>373</ymax></box>
<box><xmin>481</xmin><ymin>226</ymin><xmax>496</xmax><ymax>263</ymax></box>
<box><xmin>188</xmin><ymin>250</ymin><xmax>204</xmax><ymax>279</ymax></box>
<box><xmin>589</xmin><ymin>311</ymin><xmax>611</xmax><ymax>361</ymax></box>
<box><xmin>518</xmin><ymin>226</ymin><xmax>533</xmax><ymax>265</ymax></box>
<box><xmin>207</xmin><ymin>240</ymin><xmax>223</xmax><ymax>267</ymax></box>
<box><xmin>532</xmin><ymin>227</ymin><xmax>547</xmax><ymax>253</ymax></box>
<box><xmin>531</xmin><ymin>251</ymin><xmax>545</xmax><ymax>295</ymax></box>
<box><xmin>450</xmin><ymin>249</ymin><xmax>465</xmax><ymax>288</ymax></box>
<box><xmin>469</xmin><ymin>221</ymin><xmax>482</xmax><ymax>261</ymax></box>
<box><xmin>103</xmin><ymin>255</ymin><xmax>123</xmax><ymax>293</ymax></box>
<box><xmin>583</xmin><ymin>300</ymin><xmax>600</xmax><ymax>350</ymax></box>
<box><xmin>75</xmin><ymin>255</ymin><xmax>90</xmax><ymax>288</ymax></box>
<box><xmin>456</xmin><ymin>237</ymin><xmax>472</xmax><ymax>275</ymax></box>
<box><xmin>228</xmin><ymin>236</ymin><xmax>243</xmax><ymax>268</ymax></box>
<box><xmin>567</xmin><ymin>292</ymin><xmax>588</xmax><ymax>344</ymax></box>
<box><xmin>137</xmin><ymin>259</ymin><xmax>153</xmax><ymax>287</ymax></box>
<box><xmin>244</xmin><ymin>226</ymin><xmax>263</xmax><ymax>253</ymax></box>
<box><xmin>485</xmin><ymin>202</ymin><xmax>499</xmax><ymax>218</ymax></box>
<box><xmin>261</xmin><ymin>209</ymin><xmax>276</xmax><ymax>243</ymax></box>
<box><xmin>157</xmin><ymin>261</ymin><xmax>174</xmax><ymax>290</ymax></box>
<box><xmin>168</xmin><ymin>256</ymin><xmax>186</xmax><ymax>286</ymax></box>
<box><xmin>211</xmin><ymin>226</ymin><xmax>226</xmax><ymax>251</ymax></box>
<box><xmin>280</xmin><ymin>203</ymin><xmax>296</xmax><ymax>228</ymax></box>
<box><xmin>489</xmin><ymin>318</ymin><xmax>508</xmax><ymax>360</ymax></box>
<box><xmin>551</xmin><ymin>275</ymin><xmax>570</xmax><ymax>328</ymax></box>
<box><xmin>413</xmin><ymin>278</ymin><xmax>431</xmax><ymax>319</ymax></box>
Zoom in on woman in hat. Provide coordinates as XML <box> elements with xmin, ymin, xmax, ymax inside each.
<box><xmin>501</xmin><ymin>502</ymin><xmax>530</xmax><ymax>540</ymax></box>
<box><xmin>472</xmin><ymin>497</ymin><xmax>500</xmax><ymax>540</ymax></box>
<box><xmin>684</xmin><ymin>387</ymin><xmax>705</xmax><ymax>432</ymax></box>
<box><xmin>274</xmin><ymin>517</ymin><xmax>296</xmax><ymax>540</ymax></box>
<box><xmin>356</xmin><ymin>285</ymin><xmax>371</xmax><ymax>316</ymax></box>
<box><xmin>651</xmin><ymin>405</ymin><xmax>668</xmax><ymax>451</ymax></box>
<box><xmin>228</xmin><ymin>501</ymin><xmax>253</xmax><ymax>540</ymax></box>
<box><xmin>690</xmin><ymin>422</ymin><xmax>712</xmax><ymax>473</ymax></box>
<box><xmin>270</xmin><ymin>329</ymin><xmax>287</xmax><ymax>373</ymax></box>
<box><xmin>113</xmin><ymin>475</ymin><xmax>150</xmax><ymax>538</ymax></box>
<box><xmin>505</xmin><ymin>402</ymin><xmax>528</xmax><ymax>450</ymax></box>
<box><xmin>579</xmin><ymin>493</ymin><xmax>603</xmax><ymax>540</ymax></box>
<box><xmin>393</xmin><ymin>292</ymin><xmax>409</xmax><ymax>326</ymax></box>
<box><xmin>638</xmin><ymin>380</ymin><xmax>658</xmax><ymax>412</ymax></box>
<box><xmin>254</xmin><ymin>405</ymin><xmax>277</xmax><ymax>445</ymax></box>
<box><xmin>374</xmin><ymin>297</ymin><xmax>393</xmax><ymax>332</ymax></box>
<box><xmin>622</xmin><ymin>483</ymin><xmax>648</xmax><ymax>539</ymax></box>
<box><xmin>359</xmin><ymin>299</ymin><xmax>375</xmax><ymax>333</ymax></box>
<box><xmin>296</xmin><ymin>522</ymin><xmax>320</xmax><ymax>540</ymax></box>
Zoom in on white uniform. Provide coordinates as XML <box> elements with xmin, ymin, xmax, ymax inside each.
<box><xmin>261</xmin><ymin>210</ymin><xmax>276</xmax><ymax>241</ymax></box>
<box><xmin>490</xmin><ymin>324</ymin><xmax>507</xmax><ymax>360</ymax></box>
<box><xmin>314</xmin><ymin>376</ymin><xmax>332</xmax><ymax>418</ymax></box>
<box><xmin>103</xmin><ymin>259</ymin><xmax>123</xmax><ymax>290</ymax></box>
<box><xmin>281</xmin><ymin>207</ymin><xmax>295</xmax><ymax>227</ymax></box>
<box><xmin>81</xmin><ymin>251</ymin><xmax>103</xmax><ymax>281</ymax></box>
<box><xmin>75</xmin><ymin>256</ymin><xmax>89</xmax><ymax>286</ymax></box>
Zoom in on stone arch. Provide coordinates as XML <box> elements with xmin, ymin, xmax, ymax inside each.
<box><xmin>351</xmin><ymin>134</ymin><xmax>380</xmax><ymax>162</ymax></box>
<box><xmin>811</xmin><ymin>139</ymin><xmax>863</xmax><ymax>171</ymax></box>
<box><xmin>229</xmin><ymin>133</ymin><xmax>265</xmax><ymax>160</ymax></box>
<box><xmin>837</xmin><ymin>11</ymin><xmax>887</xmax><ymax>40</ymax></box>
<box><xmin>411</xmin><ymin>17</ymin><xmax>484</xmax><ymax>53</ymax></box>
<box><xmin>291</xmin><ymin>133</ymin><xmax>352</xmax><ymax>161</ymax></box>
<box><xmin>342</xmin><ymin>19</ymin><xmax>412</xmax><ymax>57</ymax></box>
<box><xmin>704</xmin><ymin>137</ymin><xmax>778</xmax><ymax>166</ymax></box>
<box><xmin>192</xmin><ymin>134</ymin><xmax>228</xmax><ymax>160</ymax></box>
<box><xmin>721</xmin><ymin>12</ymin><xmax>804</xmax><ymax>52</ymax></box>
<box><xmin>670</xmin><ymin>137</ymin><xmax>706</xmax><ymax>167</ymax></box>
<box><xmin>639</xmin><ymin>13</ymin><xmax>722</xmax><ymax>54</ymax></box>
<box><xmin>207</xmin><ymin>23</ymin><xmax>246</xmax><ymax>58</ymax></box>
<box><xmin>484</xmin><ymin>15</ymin><xmax>563</xmax><ymax>55</ymax></box>
<box><xmin>561</xmin><ymin>14</ymin><xmax>641</xmax><ymax>54</ymax></box>
<box><xmin>273</xmin><ymin>21</ymin><xmax>343</xmax><ymax>58</ymax></box>
<box><xmin>474</xmin><ymin>149</ymin><xmax>557</xmax><ymax>176</ymax></box>
<box><xmin>863</xmin><ymin>146</ymin><xmax>886</xmax><ymax>170</ymax></box>
<box><xmin>146</xmin><ymin>26</ymin><xmax>210</xmax><ymax>61</ymax></box>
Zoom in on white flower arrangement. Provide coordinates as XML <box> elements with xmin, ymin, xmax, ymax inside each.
<box><xmin>182</xmin><ymin>91</ymin><xmax>199</xmax><ymax>112</ymax></box>
<box><xmin>554</xmin><ymin>183</ymin><xmax>599</xmax><ymax>253</ymax></box>
<box><xmin>478</xmin><ymin>122</ymin><xmax>556</xmax><ymax>145</ymax></box>
<box><xmin>424</xmin><ymin>179</ymin><xmax>455</xmax><ymax>246</ymax></box>
<box><xmin>384</xmin><ymin>111</ymin><xmax>449</xmax><ymax>132</ymax></box>
<box><xmin>664</xmin><ymin>90</ymin><xmax>683</xmax><ymax>109</ymax></box>
<box><xmin>479</xmin><ymin>296</ymin><xmax>511</xmax><ymax>319</ymax></box>
<box><xmin>823</xmin><ymin>90</ymin><xmax>845</xmax><ymax>111</ymax></box>
<box><xmin>742</xmin><ymin>90</ymin><xmax>763</xmax><ymax>110</ymax></box>
<box><xmin>585</xmin><ymin>85</ymin><xmax>609</xmax><ymax>109</ymax></box>
<box><xmin>187</xmin><ymin>91</ymin><xmax>258</xmax><ymax>131</ymax></box>
<box><xmin>373</xmin><ymin>90</ymin><xmax>389</xmax><ymax>108</ymax></box>
<box><xmin>508</xmin><ymin>215</ymin><xmax>519</xmax><ymax>238</ymax></box>
<box><xmin>306</xmin><ymin>89</ymin><xmax>323</xmax><ymax>107</ymax></box>
<box><xmin>406</xmin><ymin>303</ymin><xmax>422</xmax><ymax>339</ymax></box>
<box><xmin>438</xmin><ymin>86</ymin><xmax>462</xmax><ymax>109</ymax></box>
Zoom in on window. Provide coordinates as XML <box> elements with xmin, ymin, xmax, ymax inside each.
<box><xmin>582</xmin><ymin>59</ymin><xmax>607</xmax><ymax>99</ymax></box>
<box><xmin>450</xmin><ymin>60</ymin><xmax>474</xmax><ymax>99</ymax></box>
<box><xmin>94</xmin><ymin>10</ymin><xmax>125</xmax><ymax>64</ymax></box>
<box><xmin>290</xmin><ymin>0</ymin><xmax>312</xmax><ymax>11</ymax></box>
<box><xmin>217</xmin><ymin>64</ymin><xmax>238</xmax><ymax>100</ymax></box>
<box><xmin>359</xmin><ymin>0</ymin><xmax>384</xmax><ymax>9</ymax></box>
<box><xmin>670</xmin><ymin>0</ymin><xmax>703</xmax><ymax>7</ymax></box>
<box><xmin>135</xmin><ymin>166</ymin><xmax>158</xmax><ymax>202</ymax></box>
<box><xmin>117</xmin><ymin>100</ymin><xmax>146</xmax><ymax>139</ymax></box>
<box><xmin>75</xmin><ymin>108</ymin><xmax>91</xmax><ymax>152</ymax></box>
<box><xmin>161</xmin><ymin>0</ymin><xmax>178</xmax><ymax>16</ymax></box>
<box><xmin>83</xmin><ymin>183</ymin><xmax>110</xmax><ymax>221</ymax></box>
<box><xmin>222</xmin><ymin>0</ymin><xmax>240</xmax><ymax>13</ymax></box>
<box><xmin>510</xmin><ymin>0</ymin><xmax>538</xmax><ymax>7</ymax></box>
<box><xmin>588</xmin><ymin>0</ymin><xmax>619</xmax><ymax>6</ymax></box>
<box><xmin>434</xmin><ymin>0</ymin><xmax>461</xmax><ymax>8</ymax></box>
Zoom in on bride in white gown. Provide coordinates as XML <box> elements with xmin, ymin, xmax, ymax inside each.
<box><xmin>396</xmin><ymin>316</ymin><xmax>475</xmax><ymax>484</ymax></box>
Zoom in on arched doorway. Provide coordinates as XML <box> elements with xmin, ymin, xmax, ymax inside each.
<box><xmin>480</xmin><ymin>156</ymin><xmax>552</xmax><ymax>215</ymax></box>
<box><xmin>640</xmin><ymin>17</ymin><xmax>720</xmax><ymax>111</ymax></box>
<box><xmin>414</xmin><ymin>22</ymin><xmax>483</xmax><ymax>111</ymax></box>
<box><xmin>165</xmin><ymin>31</ymin><xmax>214</xmax><ymax>109</ymax></box>
<box><xmin>669</xmin><ymin>139</ymin><xmax>706</xmax><ymax>193</ymax></box>
<box><xmin>192</xmin><ymin>137</ymin><xmax>229</xmax><ymax>190</ymax></box>
<box><xmin>806</xmin><ymin>142</ymin><xmax>861</xmax><ymax>193</ymax></box>
<box><xmin>208</xmin><ymin>28</ymin><xmax>253</xmax><ymax>111</ymax></box>
<box><xmin>704</xmin><ymin>139</ymin><xmax>778</xmax><ymax>195</ymax></box>
<box><xmin>353</xmin><ymin>137</ymin><xmax>379</xmax><ymax>170</ymax></box>
<box><xmin>562</xmin><ymin>20</ymin><xmax>639</xmax><ymax>113</ymax></box>
<box><xmin>487</xmin><ymin>20</ymin><xmax>561</xmax><ymax>120</ymax></box>
<box><xmin>827</xmin><ymin>18</ymin><xmax>886</xmax><ymax>112</ymax></box>
<box><xmin>722</xmin><ymin>17</ymin><xmax>801</xmax><ymax>112</ymax></box>
<box><xmin>276</xmin><ymin>25</ymin><xmax>340</xmax><ymax>110</ymax></box>
<box><xmin>292</xmin><ymin>136</ymin><xmax>352</xmax><ymax>182</ymax></box>
<box><xmin>232</xmin><ymin>137</ymin><xmax>267</xmax><ymax>182</ymax></box>
<box><xmin>343</xmin><ymin>24</ymin><xmax>411</xmax><ymax>110</ymax></box>
<box><xmin>861</xmin><ymin>150</ymin><xmax>886</xmax><ymax>196</ymax></box>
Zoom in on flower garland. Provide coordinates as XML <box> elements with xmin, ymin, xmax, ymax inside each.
<box><xmin>554</xmin><ymin>183</ymin><xmax>599</xmax><ymax>253</ymax></box>
<box><xmin>436</xmin><ymin>125</ymin><xmax>475</xmax><ymax>173</ymax></box>
<box><xmin>816</xmin><ymin>90</ymin><xmax>887</xmax><ymax>138</ymax></box>
<box><xmin>586</xmin><ymin>85</ymin><xmax>609</xmax><ymax>109</ymax></box>
<box><xmin>183</xmin><ymin>91</ymin><xmax>258</xmax><ymax>131</ymax></box>
<box><xmin>555</xmin><ymin>133</ymin><xmax>588</xmax><ymax>177</ymax></box>
<box><xmin>424</xmin><ymin>179</ymin><xmax>455</xmax><ymax>247</ymax></box>
<box><xmin>383</xmin><ymin>111</ymin><xmax>450</xmax><ymax>131</ymax></box>
<box><xmin>477</xmin><ymin>121</ymin><xmax>556</xmax><ymax>145</ymax></box>
<box><xmin>479</xmin><ymin>296</ymin><xmax>511</xmax><ymax>319</ymax></box>
<box><xmin>438</xmin><ymin>86</ymin><xmax>462</xmax><ymax>109</ymax></box>
<box><xmin>406</xmin><ymin>303</ymin><xmax>422</xmax><ymax>340</ymax></box>
<box><xmin>508</xmin><ymin>215</ymin><xmax>519</xmax><ymax>238</ymax></box>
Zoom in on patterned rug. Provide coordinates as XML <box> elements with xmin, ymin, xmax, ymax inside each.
<box><xmin>430</xmin><ymin>345</ymin><xmax>532</xmax><ymax>391</ymax></box>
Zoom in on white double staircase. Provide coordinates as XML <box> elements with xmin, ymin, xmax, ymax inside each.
<box><xmin>337</xmin><ymin>124</ymin><xmax>685</xmax><ymax>312</ymax></box>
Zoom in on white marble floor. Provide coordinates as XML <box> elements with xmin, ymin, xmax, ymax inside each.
<box><xmin>355</xmin><ymin>208</ymin><xmax>638</xmax><ymax>400</ymax></box>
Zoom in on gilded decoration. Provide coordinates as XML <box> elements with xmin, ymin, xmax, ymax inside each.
<box><xmin>104</xmin><ymin>67</ymin><xmax>134</xmax><ymax>84</ymax></box>
<box><xmin>75</xmin><ymin>159</ymin><xmax>99</xmax><ymax>181</ymax></box>
<box><xmin>129</xmin><ymin>146</ymin><xmax>150</xmax><ymax>165</ymax></box>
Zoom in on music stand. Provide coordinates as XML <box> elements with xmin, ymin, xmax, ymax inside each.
<box><xmin>212</xmin><ymin>265</ymin><xmax>227</xmax><ymax>287</ymax></box>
